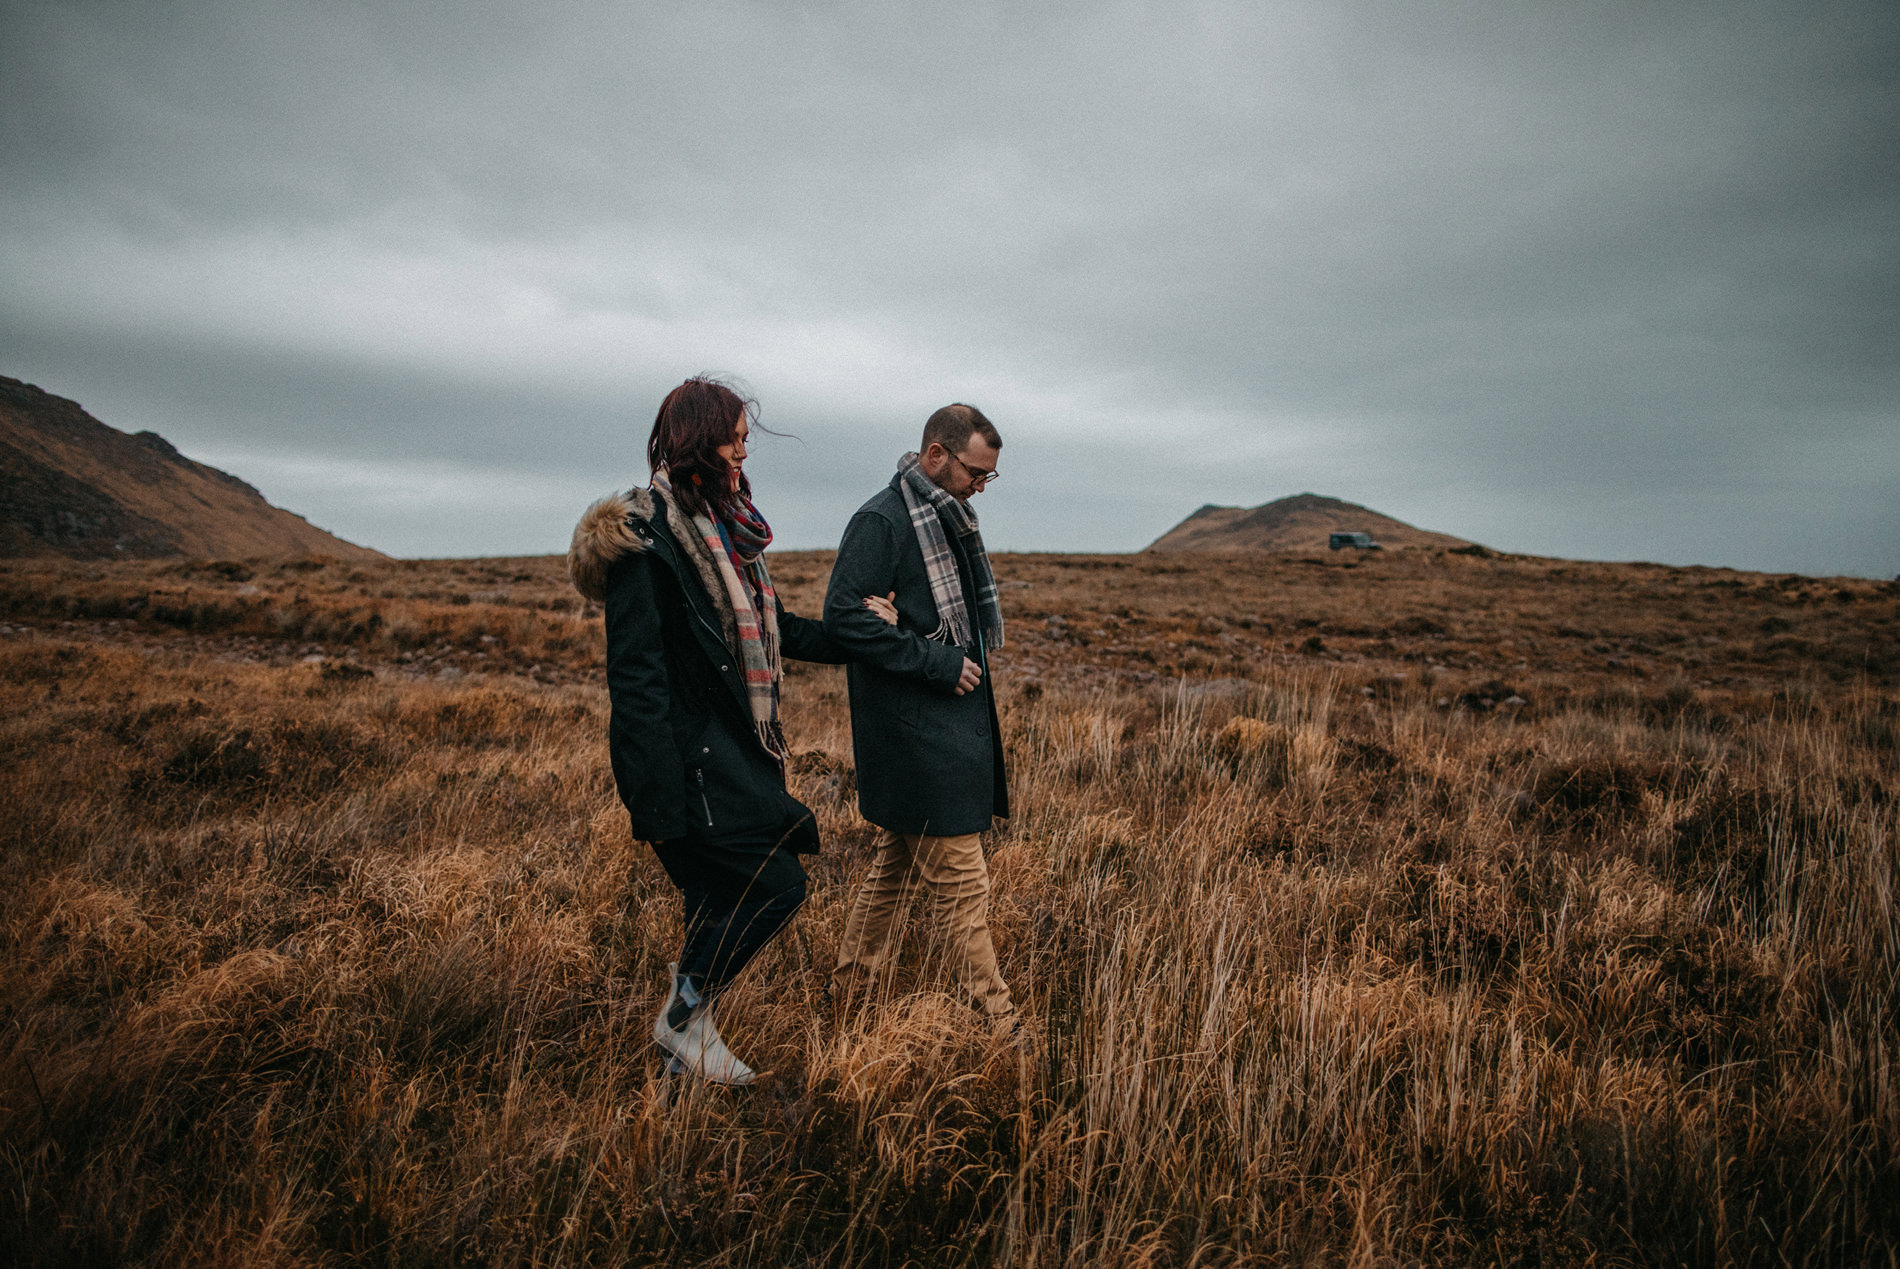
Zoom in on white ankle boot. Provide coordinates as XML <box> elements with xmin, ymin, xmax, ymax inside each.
<box><xmin>653</xmin><ymin>964</ymin><xmax>756</xmax><ymax>1086</ymax></box>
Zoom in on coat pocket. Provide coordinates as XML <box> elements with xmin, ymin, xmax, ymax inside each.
<box><xmin>687</xmin><ymin>721</ymin><xmax>786</xmax><ymax>836</ymax></box>
<box><xmin>688</xmin><ymin>765</ymin><xmax>715</xmax><ymax>830</ymax></box>
<box><xmin>701</xmin><ymin>787</ymin><xmax>822</xmax><ymax>855</ymax></box>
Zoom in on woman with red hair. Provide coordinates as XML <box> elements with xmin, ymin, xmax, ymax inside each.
<box><xmin>569</xmin><ymin>377</ymin><xmax>892</xmax><ymax>1085</ymax></box>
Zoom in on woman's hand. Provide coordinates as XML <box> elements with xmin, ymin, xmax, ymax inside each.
<box><xmin>863</xmin><ymin>591</ymin><xmax>899</xmax><ymax>626</ymax></box>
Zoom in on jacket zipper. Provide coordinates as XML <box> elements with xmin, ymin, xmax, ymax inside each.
<box><xmin>649</xmin><ymin>506</ymin><xmax>755</xmax><ymax>811</ymax></box>
<box><xmin>694</xmin><ymin>767</ymin><xmax>714</xmax><ymax>828</ymax></box>
<box><xmin>649</xmin><ymin>505</ymin><xmax>744</xmax><ymax>668</ymax></box>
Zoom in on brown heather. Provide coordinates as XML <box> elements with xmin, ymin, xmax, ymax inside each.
<box><xmin>1</xmin><ymin>547</ymin><xmax>1895</xmax><ymax>1266</ymax></box>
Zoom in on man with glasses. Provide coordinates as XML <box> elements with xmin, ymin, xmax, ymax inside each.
<box><xmin>821</xmin><ymin>403</ymin><xmax>1018</xmax><ymax>1038</ymax></box>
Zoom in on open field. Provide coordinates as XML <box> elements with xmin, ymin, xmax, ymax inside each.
<box><xmin>2</xmin><ymin>547</ymin><xmax>1896</xmax><ymax>1265</ymax></box>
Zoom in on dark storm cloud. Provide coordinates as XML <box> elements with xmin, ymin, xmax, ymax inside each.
<box><xmin>3</xmin><ymin>1</ymin><xmax>1896</xmax><ymax>572</ymax></box>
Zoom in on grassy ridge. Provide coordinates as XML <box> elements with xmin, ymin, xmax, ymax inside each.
<box><xmin>1</xmin><ymin>551</ymin><xmax>1895</xmax><ymax>1265</ymax></box>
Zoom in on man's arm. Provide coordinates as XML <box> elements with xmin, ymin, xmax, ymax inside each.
<box><xmin>823</xmin><ymin>511</ymin><xmax>967</xmax><ymax>689</ymax></box>
<box><xmin>603</xmin><ymin>552</ymin><xmax>691</xmax><ymax>840</ymax></box>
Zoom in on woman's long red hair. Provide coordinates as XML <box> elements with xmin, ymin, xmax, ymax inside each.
<box><xmin>646</xmin><ymin>377</ymin><xmax>756</xmax><ymax>520</ymax></box>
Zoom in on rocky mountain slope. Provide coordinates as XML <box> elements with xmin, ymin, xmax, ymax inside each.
<box><xmin>1146</xmin><ymin>492</ymin><xmax>1474</xmax><ymax>553</ymax></box>
<box><xmin>0</xmin><ymin>376</ymin><xmax>379</xmax><ymax>560</ymax></box>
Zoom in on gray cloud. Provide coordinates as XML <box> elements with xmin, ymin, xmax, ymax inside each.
<box><xmin>3</xmin><ymin>0</ymin><xmax>1895</xmax><ymax>574</ymax></box>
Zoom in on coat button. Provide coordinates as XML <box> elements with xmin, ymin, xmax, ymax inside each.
<box><xmin>720</xmin><ymin>664</ymin><xmax>729</xmax><ymax>671</ymax></box>
<box><xmin>701</xmin><ymin>747</ymin><xmax>710</xmax><ymax>755</ymax></box>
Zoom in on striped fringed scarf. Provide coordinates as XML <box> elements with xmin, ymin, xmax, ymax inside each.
<box><xmin>895</xmin><ymin>451</ymin><xmax>1005</xmax><ymax>652</ymax></box>
<box><xmin>651</xmin><ymin>469</ymin><xmax>785</xmax><ymax>761</ymax></box>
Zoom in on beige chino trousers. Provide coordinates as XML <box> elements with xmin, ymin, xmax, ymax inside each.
<box><xmin>832</xmin><ymin>827</ymin><xmax>1015</xmax><ymax>1022</ymax></box>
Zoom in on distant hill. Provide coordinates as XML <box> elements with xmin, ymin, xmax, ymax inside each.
<box><xmin>0</xmin><ymin>376</ymin><xmax>381</xmax><ymax>560</ymax></box>
<box><xmin>1145</xmin><ymin>492</ymin><xmax>1474</xmax><ymax>553</ymax></box>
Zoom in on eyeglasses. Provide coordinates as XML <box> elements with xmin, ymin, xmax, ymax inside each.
<box><xmin>950</xmin><ymin>452</ymin><xmax>1000</xmax><ymax>487</ymax></box>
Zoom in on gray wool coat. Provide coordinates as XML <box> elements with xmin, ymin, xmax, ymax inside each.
<box><xmin>822</xmin><ymin>477</ymin><xmax>1009</xmax><ymax>837</ymax></box>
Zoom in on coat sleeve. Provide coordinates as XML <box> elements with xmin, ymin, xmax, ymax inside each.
<box><xmin>777</xmin><ymin>597</ymin><xmax>848</xmax><ymax>664</ymax></box>
<box><xmin>603</xmin><ymin>549</ymin><xmax>691</xmax><ymax>841</ymax></box>
<box><xmin>823</xmin><ymin>511</ymin><xmax>966</xmax><ymax>689</ymax></box>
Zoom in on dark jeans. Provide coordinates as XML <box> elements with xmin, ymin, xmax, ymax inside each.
<box><xmin>651</xmin><ymin>837</ymin><xmax>807</xmax><ymax>998</ymax></box>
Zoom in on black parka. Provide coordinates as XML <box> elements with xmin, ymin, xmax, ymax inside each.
<box><xmin>570</xmin><ymin>487</ymin><xmax>846</xmax><ymax>846</ymax></box>
<box><xmin>821</xmin><ymin>478</ymin><xmax>1009</xmax><ymax>837</ymax></box>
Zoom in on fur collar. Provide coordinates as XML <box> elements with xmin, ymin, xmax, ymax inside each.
<box><xmin>567</xmin><ymin>488</ymin><xmax>741</xmax><ymax>656</ymax></box>
<box><xmin>568</xmin><ymin>489</ymin><xmax>652</xmax><ymax>603</ymax></box>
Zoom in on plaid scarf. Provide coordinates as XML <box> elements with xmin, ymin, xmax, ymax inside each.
<box><xmin>651</xmin><ymin>470</ymin><xmax>784</xmax><ymax>760</ymax></box>
<box><xmin>722</xmin><ymin>493</ymin><xmax>774</xmax><ymax>566</ymax></box>
<box><xmin>895</xmin><ymin>451</ymin><xmax>1005</xmax><ymax>652</ymax></box>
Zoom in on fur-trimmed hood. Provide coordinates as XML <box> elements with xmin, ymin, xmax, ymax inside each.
<box><xmin>568</xmin><ymin>487</ymin><xmax>744</xmax><ymax>658</ymax></box>
<box><xmin>568</xmin><ymin>488</ymin><xmax>654</xmax><ymax>603</ymax></box>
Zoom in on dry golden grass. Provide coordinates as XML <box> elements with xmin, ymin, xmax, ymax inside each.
<box><xmin>1</xmin><ymin>548</ymin><xmax>1895</xmax><ymax>1265</ymax></box>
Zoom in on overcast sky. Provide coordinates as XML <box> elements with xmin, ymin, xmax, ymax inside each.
<box><xmin>3</xmin><ymin>1</ymin><xmax>1895</xmax><ymax>575</ymax></box>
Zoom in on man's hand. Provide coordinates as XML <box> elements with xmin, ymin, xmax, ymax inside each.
<box><xmin>954</xmin><ymin>657</ymin><xmax>984</xmax><ymax>695</ymax></box>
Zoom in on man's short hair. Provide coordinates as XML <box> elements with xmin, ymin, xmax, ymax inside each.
<box><xmin>922</xmin><ymin>403</ymin><xmax>1002</xmax><ymax>456</ymax></box>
